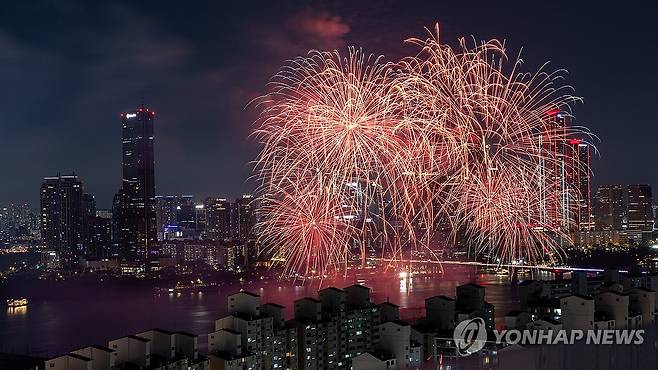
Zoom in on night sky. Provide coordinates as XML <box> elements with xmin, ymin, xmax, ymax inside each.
<box><xmin>1</xmin><ymin>0</ymin><xmax>657</xmax><ymax>209</ymax></box>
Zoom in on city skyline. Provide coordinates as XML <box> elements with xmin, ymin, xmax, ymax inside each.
<box><xmin>1</xmin><ymin>0</ymin><xmax>658</xmax><ymax>209</ymax></box>
<box><xmin>4</xmin><ymin>3</ymin><xmax>658</xmax><ymax>370</ymax></box>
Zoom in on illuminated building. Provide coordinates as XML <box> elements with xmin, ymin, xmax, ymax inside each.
<box><xmin>540</xmin><ymin>110</ymin><xmax>593</xmax><ymax>233</ymax></box>
<box><xmin>40</xmin><ymin>174</ymin><xmax>85</xmax><ymax>267</ymax></box>
<box><xmin>233</xmin><ymin>194</ymin><xmax>255</xmax><ymax>240</ymax></box>
<box><xmin>539</xmin><ymin>109</ymin><xmax>568</xmax><ymax>230</ymax></box>
<box><xmin>566</xmin><ymin>140</ymin><xmax>592</xmax><ymax>231</ymax></box>
<box><xmin>627</xmin><ymin>184</ymin><xmax>653</xmax><ymax>232</ymax></box>
<box><xmin>0</xmin><ymin>203</ymin><xmax>39</xmax><ymax>246</ymax></box>
<box><xmin>205</xmin><ymin>197</ymin><xmax>232</xmax><ymax>241</ymax></box>
<box><xmin>209</xmin><ymin>287</ymin><xmax>424</xmax><ymax>370</ymax></box>
<box><xmin>160</xmin><ymin>240</ymin><xmax>224</xmax><ymax>268</ymax></box>
<box><xmin>593</xmin><ymin>185</ymin><xmax>624</xmax><ymax>231</ymax></box>
<box><xmin>114</xmin><ymin>104</ymin><xmax>157</xmax><ymax>261</ymax></box>
<box><xmin>175</xmin><ymin>202</ymin><xmax>198</xmax><ymax>238</ymax></box>
<box><xmin>212</xmin><ymin>291</ymin><xmax>298</xmax><ymax>370</ymax></box>
<box><xmin>88</xmin><ymin>210</ymin><xmax>113</xmax><ymax>259</ymax></box>
<box><xmin>82</xmin><ymin>193</ymin><xmax>96</xmax><ymax>257</ymax></box>
<box><xmin>155</xmin><ymin>195</ymin><xmax>193</xmax><ymax>241</ymax></box>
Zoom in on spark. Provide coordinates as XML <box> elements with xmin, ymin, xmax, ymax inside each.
<box><xmin>252</xmin><ymin>25</ymin><xmax>595</xmax><ymax>278</ymax></box>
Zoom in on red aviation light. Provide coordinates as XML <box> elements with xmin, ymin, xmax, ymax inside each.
<box><xmin>546</xmin><ymin>108</ymin><xmax>561</xmax><ymax>117</ymax></box>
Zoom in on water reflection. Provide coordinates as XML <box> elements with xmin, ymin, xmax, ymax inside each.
<box><xmin>6</xmin><ymin>306</ymin><xmax>27</xmax><ymax>316</ymax></box>
<box><xmin>0</xmin><ymin>265</ymin><xmax>519</xmax><ymax>356</ymax></box>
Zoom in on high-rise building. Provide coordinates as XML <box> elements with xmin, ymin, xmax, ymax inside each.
<box><xmin>194</xmin><ymin>203</ymin><xmax>206</xmax><ymax>236</ymax></box>
<box><xmin>593</xmin><ymin>185</ymin><xmax>624</xmax><ymax>230</ymax></box>
<box><xmin>205</xmin><ymin>197</ymin><xmax>231</xmax><ymax>241</ymax></box>
<box><xmin>82</xmin><ymin>193</ymin><xmax>96</xmax><ymax>254</ymax></box>
<box><xmin>234</xmin><ymin>194</ymin><xmax>255</xmax><ymax>240</ymax></box>
<box><xmin>566</xmin><ymin>140</ymin><xmax>592</xmax><ymax>231</ymax></box>
<box><xmin>541</xmin><ymin>110</ymin><xmax>569</xmax><ymax>231</ymax></box>
<box><xmin>0</xmin><ymin>203</ymin><xmax>39</xmax><ymax>245</ymax></box>
<box><xmin>89</xmin><ymin>210</ymin><xmax>112</xmax><ymax>259</ymax></box>
<box><xmin>155</xmin><ymin>195</ymin><xmax>193</xmax><ymax>241</ymax></box>
<box><xmin>40</xmin><ymin>174</ymin><xmax>85</xmax><ymax>267</ymax></box>
<box><xmin>627</xmin><ymin>184</ymin><xmax>653</xmax><ymax>231</ymax></box>
<box><xmin>114</xmin><ymin>105</ymin><xmax>157</xmax><ymax>261</ymax></box>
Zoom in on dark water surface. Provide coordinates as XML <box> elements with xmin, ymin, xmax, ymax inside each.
<box><xmin>0</xmin><ymin>265</ymin><xmax>519</xmax><ymax>357</ymax></box>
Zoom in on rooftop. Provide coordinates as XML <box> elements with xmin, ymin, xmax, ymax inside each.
<box><xmin>81</xmin><ymin>344</ymin><xmax>114</xmax><ymax>353</ymax></box>
<box><xmin>427</xmin><ymin>295</ymin><xmax>455</xmax><ymax>301</ymax></box>
<box><xmin>127</xmin><ymin>335</ymin><xmax>150</xmax><ymax>343</ymax></box>
<box><xmin>369</xmin><ymin>349</ymin><xmax>395</xmax><ymax>361</ymax></box>
<box><xmin>346</xmin><ymin>284</ymin><xmax>370</xmax><ymax>291</ymax></box>
<box><xmin>296</xmin><ymin>297</ymin><xmax>321</xmax><ymax>303</ymax></box>
<box><xmin>67</xmin><ymin>353</ymin><xmax>92</xmax><ymax>362</ymax></box>
<box><xmin>230</xmin><ymin>291</ymin><xmax>260</xmax><ymax>298</ymax></box>
<box><xmin>262</xmin><ymin>302</ymin><xmax>285</xmax><ymax>309</ymax></box>
<box><xmin>319</xmin><ymin>286</ymin><xmax>344</xmax><ymax>293</ymax></box>
<box><xmin>176</xmin><ymin>331</ymin><xmax>198</xmax><ymax>338</ymax></box>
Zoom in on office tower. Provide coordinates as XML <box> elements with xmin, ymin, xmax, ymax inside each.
<box><xmin>540</xmin><ymin>110</ymin><xmax>569</xmax><ymax>230</ymax></box>
<box><xmin>566</xmin><ymin>140</ymin><xmax>592</xmax><ymax>231</ymax></box>
<box><xmin>593</xmin><ymin>185</ymin><xmax>624</xmax><ymax>230</ymax></box>
<box><xmin>627</xmin><ymin>184</ymin><xmax>653</xmax><ymax>231</ymax></box>
<box><xmin>90</xmin><ymin>210</ymin><xmax>112</xmax><ymax>258</ymax></box>
<box><xmin>174</xmin><ymin>202</ymin><xmax>206</xmax><ymax>239</ymax></box>
<box><xmin>82</xmin><ymin>193</ymin><xmax>96</xmax><ymax>254</ymax></box>
<box><xmin>40</xmin><ymin>174</ymin><xmax>85</xmax><ymax>267</ymax></box>
<box><xmin>204</xmin><ymin>197</ymin><xmax>231</xmax><ymax>241</ymax></box>
<box><xmin>234</xmin><ymin>194</ymin><xmax>255</xmax><ymax>240</ymax></box>
<box><xmin>193</xmin><ymin>203</ymin><xmax>206</xmax><ymax>235</ymax></box>
<box><xmin>115</xmin><ymin>105</ymin><xmax>157</xmax><ymax>261</ymax></box>
<box><xmin>155</xmin><ymin>195</ymin><xmax>193</xmax><ymax>241</ymax></box>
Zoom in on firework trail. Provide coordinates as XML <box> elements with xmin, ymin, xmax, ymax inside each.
<box><xmin>401</xmin><ymin>25</ymin><xmax>593</xmax><ymax>263</ymax></box>
<box><xmin>256</xmin><ymin>189</ymin><xmax>356</xmax><ymax>277</ymax></box>
<box><xmin>253</xmin><ymin>48</ymin><xmax>415</xmax><ymax>276</ymax></box>
<box><xmin>253</xmin><ymin>24</ymin><xmax>594</xmax><ymax>277</ymax></box>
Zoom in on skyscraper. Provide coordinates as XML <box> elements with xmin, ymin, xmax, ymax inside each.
<box><xmin>82</xmin><ymin>193</ymin><xmax>96</xmax><ymax>255</ymax></box>
<box><xmin>627</xmin><ymin>184</ymin><xmax>653</xmax><ymax>231</ymax></box>
<box><xmin>89</xmin><ymin>210</ymin><xmax>112</xmax><ymax>259</ymax></box>
<box><xmin>566</xmin><ymin>140</ymin><xmax>592</xmax><ymax>231</ymax></box>
<box><xmin>155</xmin><ymin>195</ymin><xmax>193</xmax><ymax>241</ymax></box>
<box><xmin>205</xmin><ymin>197</ymin><xmax>231</xmax><ymax>241</ymax></box>
<box><xmin>593</xmin><ymin>185</ymin><xmax>624</xmax><ymax>230</ymax></box>
<box><xmin>40</xmin><ymin>174</ymin><xmax>85</xmax><ymax>267</ymax></box>
<box><xmin>541</xmin><ymin>110</ymin><xmax>569</xmax><ymax>230</ymax></box>
<box><xmin>234</xmin><ymin>194</ymin><xmax>255</xmax><ymax>240</ymax></box>
<box><xmin>540</xmin><ymin>110</ymin><xmax>592</xmax><ymax>234</ymax></box>
<box><xmin>114</xmin><ymin>105</ymin><xmax>157</xmax><ymax>261</ymax></box>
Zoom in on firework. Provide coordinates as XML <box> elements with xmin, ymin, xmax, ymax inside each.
<box><xmin>253</xmin><ymin>24</ymin><xmax>594</xmax><ymax>277</ymax></box>
<box><xmin>256</xmin><ymin>189</ymin><xmax>356</xmax><ymax>277</ymax></box>
<box><xmin>253</xmin><ymin>48</ymin><xmax>420</xmax><ymax>276</ymax></box>
<box><xmin>401</xmin><ymin>25</ymin><xmax>593</xmax><ymax>263</ymax></box>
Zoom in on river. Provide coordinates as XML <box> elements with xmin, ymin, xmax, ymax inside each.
<box><xmin>0</xmin><ymin>265</ymin><xmax>521</xmax><ymax>358</ymax></box>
